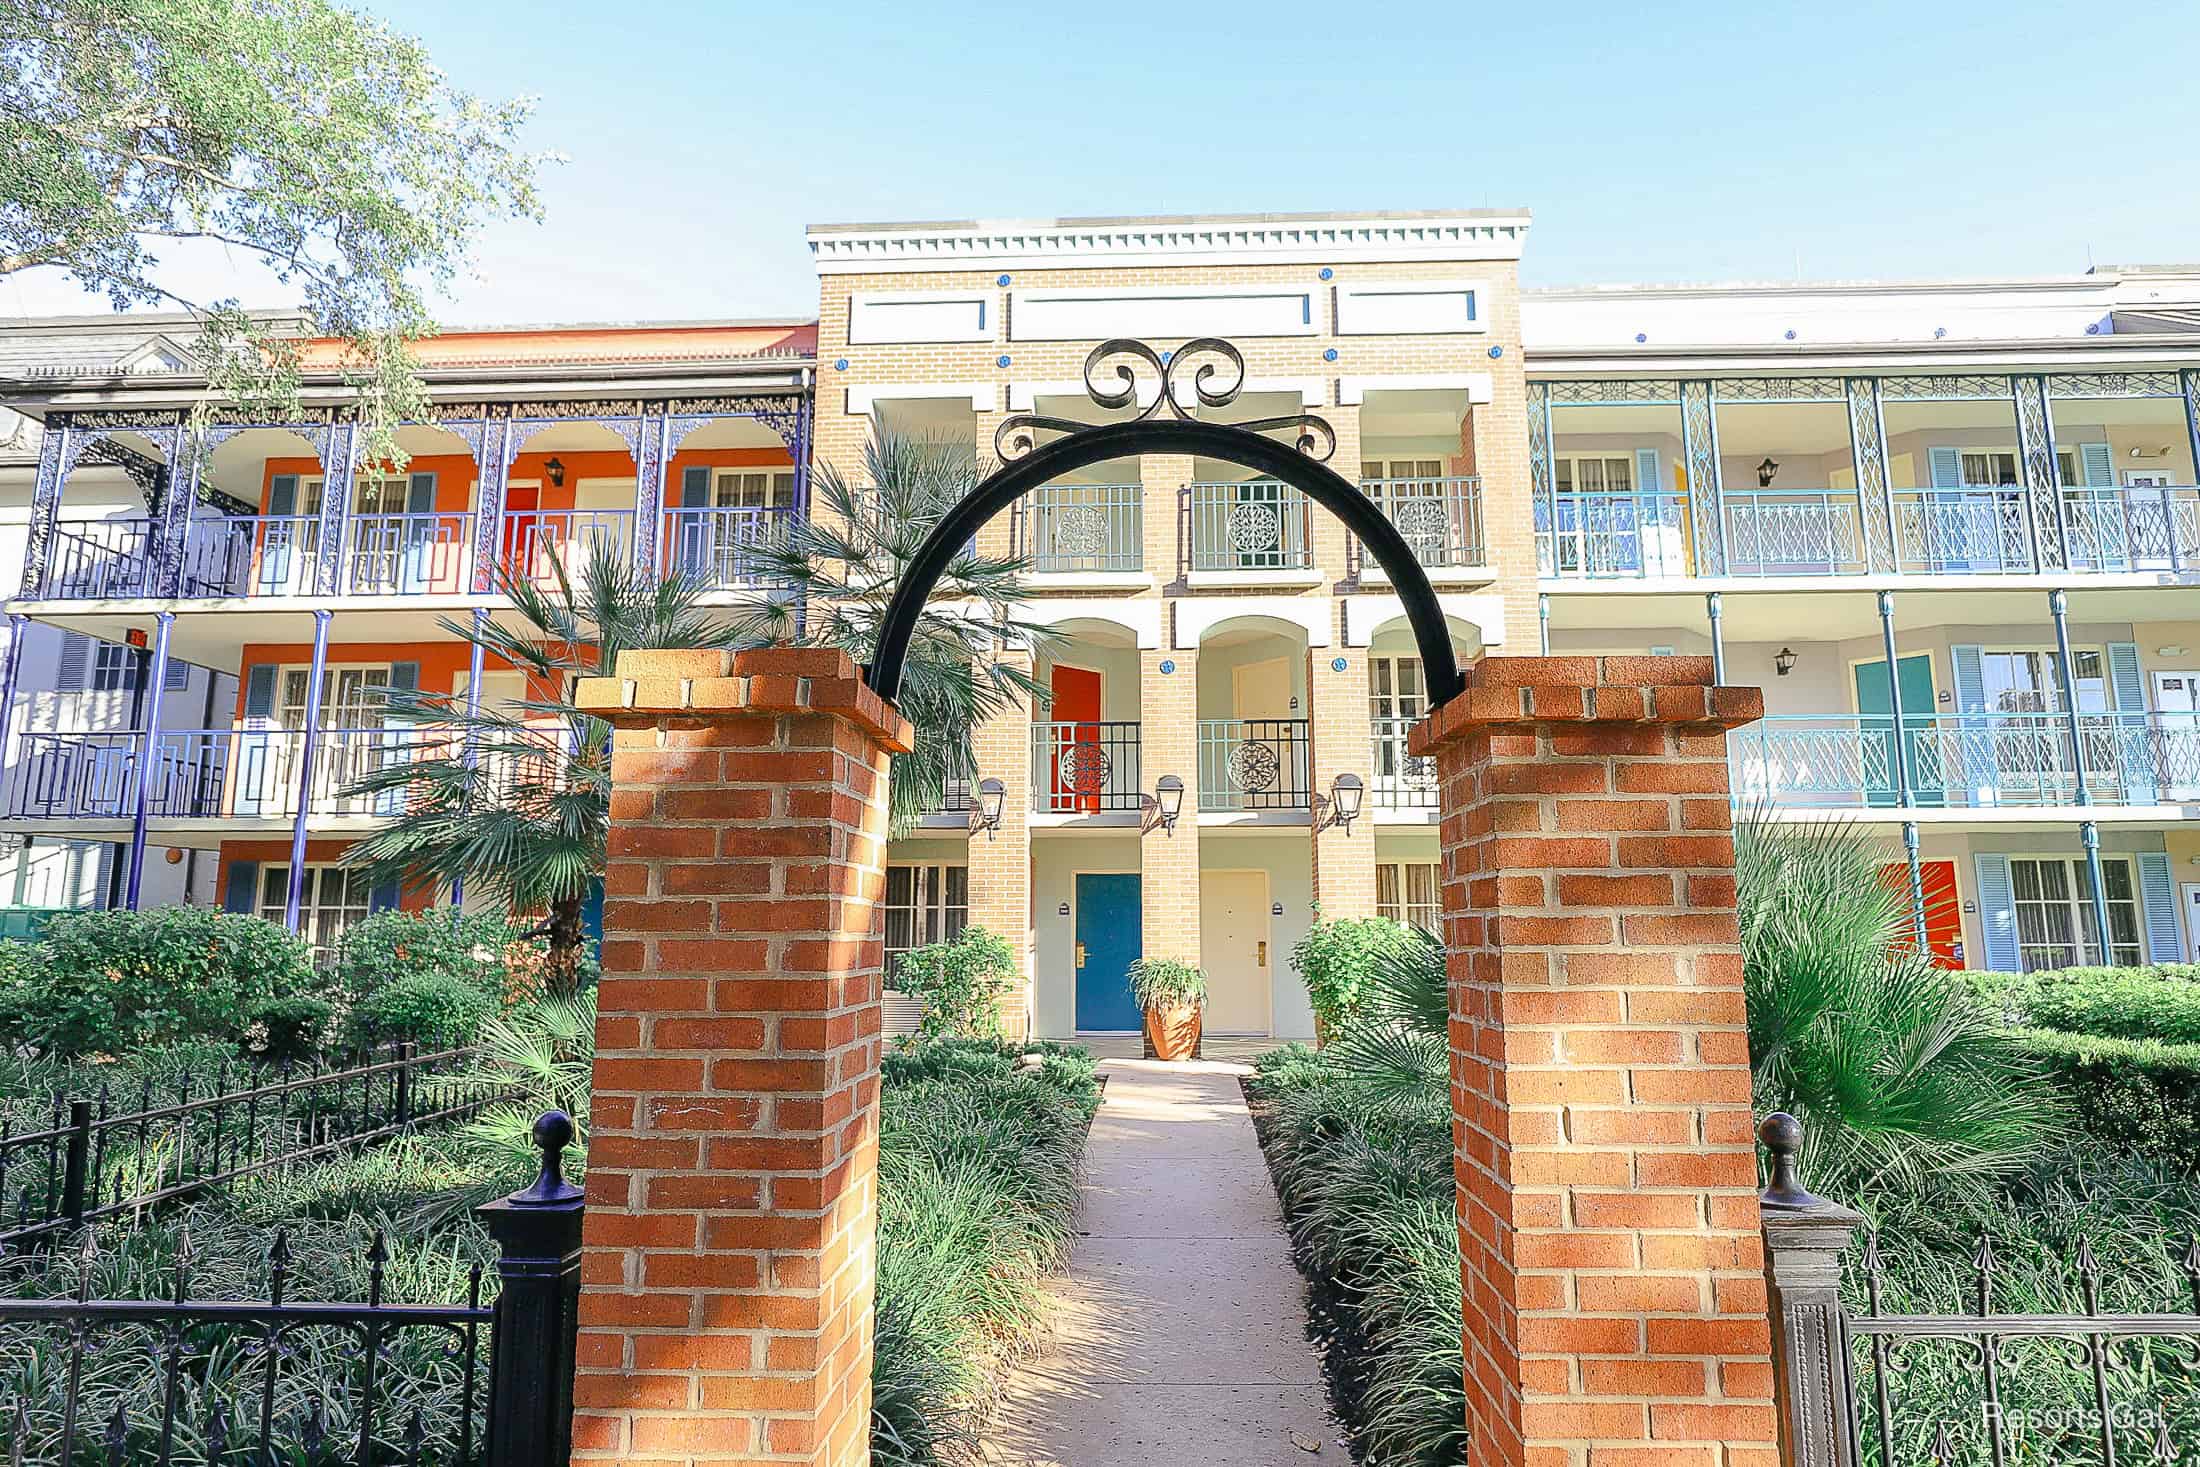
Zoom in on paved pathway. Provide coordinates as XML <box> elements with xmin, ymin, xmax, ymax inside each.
<box><xmin>985</xmin><ymin>1059</ymin><xmax>1338</xmax><ymax>1465</ymax></box>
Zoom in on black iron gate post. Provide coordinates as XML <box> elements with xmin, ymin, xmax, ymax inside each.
<box><xmin>477</xmin><ymin>1110</ymin><xmax>586</xmax><ymax>1467</ymax></box>
<box><xmin>1758</xmin><ymin>1114</ymin><xmax>1863</xmax><ymax>1467</ymax></box>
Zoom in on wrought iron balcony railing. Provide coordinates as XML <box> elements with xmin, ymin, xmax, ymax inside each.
<box><xmin>1729</xmin><ymin>712</ymin><xmax>2200</xmax><ymax>810</ymax></box>
<box><xmin>1369</xmin><ymin>716</ymin><xmax>1439</xmax><ymax>809</ymax></box>
<box><xmin>1014</xmin><ymin>483</ymin><xmax>1143</xmax><ymax>573</ymax></box>
<box><xmin>499</xmin><ymin>508</ymin><xmax>636</xmax><ymax>587</ymax></box>
<box><xmin>343</xmin><ymin>511</ymin><xmax>475</xmax><ymax>595</ymax></box>
<box><xmin>1535</xmin><ymin>489</ymin><xmax>1693</xmax><ymax>578</ymax></box>
<box><xmin>1720</xmin><ymin>489</ymin><xmax>1869</xmax><ymax>577</ymax></box>
<box><xmin>1</xmin><ymin>726</ymin><xmax>499</xmax><ymax>822</ymax></box>
<box><xmin>1189</xmin><ymin>480</ymin><xmax>1312</xmax><ymax>573</ymax></box>
<box><xmin>1360</xmin><ymin>476</ymin><xmax>1485</xmax><ymax>570</ymax></box>
<box><xmin>1197</xmin><ymin>718</ymin><xmax>1312</xmax><ymax>811</ymax></box>
<box><xmin>661</xmin><ymin>505</ymin><xmax>794</xmax><ymax>590</ymax></box>
<box><xmin>1030</xmin><ymin>721</ymin><xmax>1142</xmax><ymax>812</ymax></box>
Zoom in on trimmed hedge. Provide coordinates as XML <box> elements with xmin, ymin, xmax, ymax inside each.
<box><xmin>1966</xmin><ymin>964</ymin><xmax>2200</xmax><ymax>1045</ymax></box>
<box><xmin>2013</xmin><ymin>1027</ymin><xmax>2200</xmax><ymax>1165</ymax></box>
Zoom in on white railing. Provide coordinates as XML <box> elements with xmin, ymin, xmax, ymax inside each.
<box><xmin>1019</xmin><ymin>484</ymin><xmax>1142</xmax><ymax>573</ymax></box>
<box><xmin>1536</xmin><ymin>490</ymin><xmax>1693</xmax><ymax>578</ymax></box>
<box><xmin>1197</xmin><ymin>718</ymin><xmax>1311</xmax><ymax>811</ymax></box>
<box><xmin>1369</xmin><ymin>716</ymin><xmax>1438</xmax><ymax>809</ymax></box>
<box><xmin>1360</xmin><ymin>477</ymin><xmax>1485</xmax><ymax>569</ymax></box>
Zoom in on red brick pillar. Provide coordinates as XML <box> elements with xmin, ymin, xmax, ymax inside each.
<box><xmin>1408</xmin><ymin>655</ymin><xmax>1775</xmax><ymax>1467</ymax></box>
<box><xmin>571</xmin><ymin>647</ymin><xmax>912</xmax><ymax>1467</ymax></box>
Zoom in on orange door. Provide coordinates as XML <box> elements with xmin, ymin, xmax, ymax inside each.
<box><xmin>1880</xmin><ymin>859</ymin><xmax>1962</xmax><ymax>968</ymax></box>
<box><xmin>500</xmin><ymin>483</ymin><xmax>541</xmax><ymax>573</ymax></box>
<box><xmin>1050</xmin><ymin>665</ymin><xmax>1102</xmax><ymax>813</ymax></box>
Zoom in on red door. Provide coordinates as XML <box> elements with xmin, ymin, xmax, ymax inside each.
<box><xmin>1050</xmin><ymin>666</ymin><xmax>1102</xmax><ymax>813</ymax></box>
<box><xmin>1880</xmin><ymin>859</ymin><xmax>1962</xmax><ymax>968</ymax></box>
<box><xmin>500</xmin><ymin>483</ymin><xmax>541</xmax><ymax>576</ymax></box>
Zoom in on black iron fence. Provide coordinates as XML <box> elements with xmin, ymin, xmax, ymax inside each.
<box><xmin>0</xmin><ymin>1111</ymin><xmax>581</xmax><ymax>1467</ymax></box>
<box><xmin>1759</xmin><ymin>1113</ymin><xmax>2200</xmax><ymax>1466</ymax></box>
<box><xmin>0</xmin><ymin>1047</ymin><xmax>498</xmax><ymax>1252</ymax></box>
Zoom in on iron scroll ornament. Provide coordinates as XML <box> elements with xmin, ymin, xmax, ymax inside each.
<box><xmin>867</xmin><ymin>339</ymin><xmax>1466</xmax><ymax>709</ymax></box>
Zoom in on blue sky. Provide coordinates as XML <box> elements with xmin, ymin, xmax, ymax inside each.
<box><xmin>8</xmin><ymin>0</ymin><xmax>2197</xmax><ymax>326</ymax></box>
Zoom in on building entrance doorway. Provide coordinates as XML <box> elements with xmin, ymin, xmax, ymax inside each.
<box><xmin>1200</xmin><ymin>869</ymin><xmax>1272</xmax><ymax>1034</ymax></box>
<box><xmin>1073</xmin><ymin>872</ymin><xmax>1142</xmax><ymax>1032</ymax></box>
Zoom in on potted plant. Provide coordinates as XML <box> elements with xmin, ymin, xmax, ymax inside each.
<box><xmin>1128</xmin><ymin>957</ymin><xmax>1207</xmax><ymax>1061</ymax></box>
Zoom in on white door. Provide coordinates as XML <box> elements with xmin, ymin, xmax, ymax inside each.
<box><xmin>1232</xmin><ymin>657</ymin><xmax>1295</xmax><ymax>720</ymax></box>
<box><xmin>2157</xmin><ymin>672</ymin><xmax>2200</xmax><ymax>801</ymax></box>
<box><xmin>1199</xmin><ymin>869</ymin><xmax>1272</xmax><ymax>1035</ymax></box>
<box><xmin>2186</xmin><ymin>884</ymin><xmax>2200</xmax><ymax>964</ymax></box>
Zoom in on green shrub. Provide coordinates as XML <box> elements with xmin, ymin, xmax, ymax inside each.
<box><xmin>15</xmin><ymin>907</ymin><xmax>315</xmax><ymax>1059</ymax></box>
<box><xmin>891</xmin><ymin>925</ymin><xmax>1017</xmax><ymax>1044</ymax></box>
<box><xmin>247</xmin><ymin>994</ymin><xmax>334</xmax><ymax>1061</ymax></box>
<box><xmin>1290</xmin><ymin>915</ymin><xmax>1418</xmax><ymax>1034</ymax></box>
<box><xmin>345</xmin><ymin>972</ymin><xmax>496</xmax><ymax>1051</ymax></box>
<box><xmin>333</xmin><ymin>908</ymin><xmax>524</xmax><ymax>1005</ymax></box>
<box><xmin>1126</xmin><ymin>956</ymin><xmax>1206</xmax><ymax>1011</ymax></box>
<box><xmin>1965</xmin><ymin>965</ymin><xmax>2200</xmax><ymax>1045</ymax></box>
<box><xmin>2012</xmin><ymin>1028</ymin><xmax>2200</xmax><ymax>1165</ymax></box>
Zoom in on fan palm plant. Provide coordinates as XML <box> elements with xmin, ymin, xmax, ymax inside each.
<box><xmin>733</xmin><ymin>433</ymin><xmax>1053</xmax><ymax>836</ymax></box>
<box><xmin>343</xmin><ymin>435</ymin><xmax>1051</xmax><ymax>984</ymax></box>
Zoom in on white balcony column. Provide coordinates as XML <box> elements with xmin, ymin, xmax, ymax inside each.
<box><xmin>1845</xmin><ymin>377</ymin><xmax>1898</xmax><ymax>573</ymax></box>
<box><xmin>157</xmin><ymin>432</ymin><xmax>205</xmax><ymax>597</ymax></box>
<box><xmin>632</xmin><ymin>404</ymin><xmax>669</xmax><ymax>578</ymax></box>
<box><xmin>123</xmin><ymin>610</ymin><xmax>175</xmax><ymax>910</ymax></box>
<box><xmin>2048</xmin><ymin>587</ymin><xmax>2114</xmax><ymax>948</ymax></box>
<box><xmin>2014</xmin><ymin>375</ymin><xmax>2065</xmax><ymax>572</ymax></box>
<box><xmin>284</xmin><ymin>608</ymin><xmax>333</xmax><ymax>932</ymax></box>
<box><xmin>466</xmin><ymin>413</ymin><xmax>513</xmax><ymax>594</ymax></box>
<box><xmin>1528</xmin><ymin>381</ymin><xmax>1555</xmax><ymax>576</ymax></box>
<box><xmin>453</xmin><ymin>607</ymin><xmax>488</xmax><ymax>909</ymax></box>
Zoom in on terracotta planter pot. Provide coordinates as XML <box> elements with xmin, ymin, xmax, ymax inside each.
<box><xmin>1143</xmin><ymin>1003</ymin><xmax>1202</xmax><ymax>1061</ymax></box>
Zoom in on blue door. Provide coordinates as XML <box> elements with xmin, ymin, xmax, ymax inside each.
<box><xmin>1074</xmin><ymin>873</ymin><xmax>1143</xmax><ymax>1032</ymax></box>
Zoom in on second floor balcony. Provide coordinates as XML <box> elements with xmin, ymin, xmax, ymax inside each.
<box><xmin>1197</xmin><ymin>718</ymin><xmax>1312</xmax><ymax>812</ymax></box>
<box><xmin>1730</xmin><ymin>712</ymin><xmax>2200</xmax><ymax>811</ymax></box>
<box><xmin>1029</xmin><ymin>721</ymin><xmax>1143</xmax><ymax>812</ymax></box>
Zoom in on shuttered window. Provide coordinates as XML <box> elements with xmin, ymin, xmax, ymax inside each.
<box><xmin>2010</xmin><ymin>856</ymin><xmax>2142</xmax><ymax>970</ymax></box>
<box><xmin>883</xmin><ymin>864</ymin><xmax>968</xmax><ymax>975</ymax></box>
<box><xmin>257</xmin><ymin>864</ymin><xmax>373</xmax><ymax>963</ymax></box>
<box><xmin>1376</xmin><ymin>862</ymin><xmax>1441</xmax><ymax>934</ymax></box>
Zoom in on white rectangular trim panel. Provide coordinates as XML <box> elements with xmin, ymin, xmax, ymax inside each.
<box><xmin>843</xmin><ymin>382</ymin><xmax>997</xmax><ymax>416</ymax></box>
<box><xmin>1338</xmin><ymin>373</ymin><xmax>1494</xmax><ymax>405</ymax></box>
<box><xmin>847</xmin><ymin>291</ymin><xmax>994</xmax><ymax>345</ymax></box>
<box><xmin>1008</xmin><ymin>284</ymin><xmax>1318</xmax><ymax>342</ymax></box>
<box><xmin>1335</xmin><ymin>279</ymin><xmax>1487</xmax><ymax>336</ymax></box>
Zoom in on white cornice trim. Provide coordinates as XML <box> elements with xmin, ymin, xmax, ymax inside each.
<box><xmin>843</xmin><ymin>381</ymin><xmax>996</xmax><ymax>416</ymax></box>
<box><xmin>1008</xmin><ymin>376</ymin><xmax>1326</xmax><ymax>410</ymax></box>
<box><xmin>809</xmin><ymin>215</ymin><xmax>1530</xmax><ymax>274</ymax></box>
<box><xmin>1338</xmin><ymin>372</ymin><xmax>1493</xmax><ymax>405</ymax></box>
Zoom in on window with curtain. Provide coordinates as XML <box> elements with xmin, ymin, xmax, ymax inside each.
<box><xmin>883</xmin><ymin>864</ymin><xmax>969</xmax><ymax>976</ymax></box>
<box><xmin>257</xmin><ymin>864</ymin><xmax>373</xmax><ymax>964</ymax></box>
<box><xmin>2011</xmin><ymin>855</ymin><xmax>2141</xmax><ymax>970</ymax></box>
<box><xmin>1376</xmin><ymin>861</ymin><xmax>1441</xmax><ymax>934</ymax></box>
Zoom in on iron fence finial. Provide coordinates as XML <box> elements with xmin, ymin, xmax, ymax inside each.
<box><xmin>1756</xmin><ymin>1111</ymin><xmax>1823</xmax><ymax>1211</ymax></box>
<box><xmin>508</xmin><ymin>1110</ymin><xmax>583</xmax><ymax>1208</ymax></box>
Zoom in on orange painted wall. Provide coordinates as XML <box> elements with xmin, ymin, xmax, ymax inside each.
<box><xmin>214</xmin><ymin>840</ymin><xmax>437</xmax><ymax>915</ymax></box>
<box><xmin>259</xmin><ymin>448</ymin><xmax>794</xmax><ymax>515</ymax></box>
<box><xmin>227</xmin><ymin>641</ymin><xmax>564</xmax><ymax>721</ymax></box>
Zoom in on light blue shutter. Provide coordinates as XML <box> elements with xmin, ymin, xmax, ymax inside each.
<box><xmin>1633</xmin><ymin>448</ymin><xmax>1661</xmax><ymax>495</ymax></box>
<box><xmin>399</xmin><ymin>472</ymin><xmax>437</xmax><ymax>591</ymax></box>
<box><xmin>163</xmin><ymin>656</ymin><xmax>188</xmax><ymax>693</ymax></box>
<box><xmin>680</xmin><ymin>465</ymin><xmax>712</xmax><ymax>508</ymax></box>
<box><xmin>2138</xmin><ymin>851</ymin><xmax>2180</xmax><ymax>963</ymax></box>
<box><xmin>264</xmin><ymin>474</ymin><xmax>299</xmax><ymax>590</ymax></box>
<box><xmin>237</xmin><ymin>665</ymin><xmax>278</xmax><ymax>816</ymax></box>
<box><xmin>1975</xmin><ymin>854</ymin><xmax>2020</xmax><ymax>971</ymax></box>
<box><xmin>2107</xmin><ymin>642</ymin><xmax>2153</xmax><ymax>801</ymax></box>
<box><xmin>676</xmin><ymin>465</ymin><xmax>713</xmax><ymax>576</ymax></box>
<box><xmin>2081</xmin><ymin>442</ymin><xmax>2116</xmax><ymax>487</ymax></box>
<box><xmin>1929</xmin><ymin>447</ymin><xmax>1964</xmax><ymax>488</ymax></box>
<box><xmin>370</xmin><ymin>881</ymin><xmax>400</xmax><ymax>914</ymax></box>
<box><xmin>56</xmin><ymin>631</ymin><xmax>88</xmax><ymax>692</ymax></box>
<box><xmin>1951</xmin><ymin>645</ymin><xmax>1996</xmax><ymax>806</ymax></box>
<box><xmin>223</xmin><ymin>859</ymin><xmax>260</xmax><ymax>914</ymax></box>
<box><xmin>375</xmin><ymin>662</ymin><xmax>421</xmax><ymax>814</ymax></box>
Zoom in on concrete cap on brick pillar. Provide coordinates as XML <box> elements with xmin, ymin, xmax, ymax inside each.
<box><xmin>574</xmin><ymin>645</ymin><xmax>915</xmax><ymax>753</ymax></box>
<box><xmin>1407</xmin><ymin>654</ymin><xmax>1763</xmax><ymax>755</ymax></box>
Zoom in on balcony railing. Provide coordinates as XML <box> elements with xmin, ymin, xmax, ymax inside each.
<box><xmin>662</xmin><ymin>506</ymin><xmax>793</xmax><ymax>590</ymax></box>
<box><xmin>1361</xmin><ymin>476</ymin><xmax>1485</xmax><ymax>570</ymax></box>
<box><xmin>1730</xmin><ymin>712</ymin><xmax>2200</xmax><ymax>810</ymax></box>
<box><xmin>1720</xmin><ymin>489</ymin><xmax>1869</xmax><ymax>577</ymax></box>
<box><xmin>1197</xmin><ymin>718</ymin><xmax>1311</xmax><ymax>811</ymax></box>
<box><xmin>1030</xmin><ymin>721</ymin><xmax>1142</xmax><ymax>812</ymax></box>
<box><xmin>1370</xmin><ymin>716</ymin><xmax>1439</xmax><ymax>809</ymax></box>
<box><xmin>3</xmin><ymin>726</ymin><xmax>476</xmax><ymax>822</ymax></box>
<box><xmin>1016</xmin><ymin>483</ymin><xmax>1142</xmax><ymax>573</ymax></box>
<box><xmin>2062</xmin><ymin>484</ymin><xmax>2200</xmax><ymax>571</ymax></box>
<box><xmin>499</xmin><ymin>508</ymin><xmax>636</xmax><ymax>587</ymax></box>
<box><xmin>342</xmin><ymin>511</ymin><xmax>474</xmax><ymax>595</ymax></box>
<box><xmin>1189</xmin><ymin>481</ymin><xmax>1312</xmax><ymax>573</ymax></box>
<box><xmin>1536</xmin><ymin>489</ymin><xmax>1692</xmax><ymax>578</ymax></box>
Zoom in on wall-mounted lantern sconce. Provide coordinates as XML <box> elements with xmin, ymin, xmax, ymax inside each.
<box><xmin>1774</xmin><ymin>646</ymin><xmax>1798</xmax><ymax>678</ymax></box>
<box><xmin>972</xmin><ymin>778</ymin><xmax>1006</xmax><ymax>839</ymax></box>
<box><xmin>1324</xmin><ymin>772</ymin><xmax>1365</xmax><ymax>835</ymax></box>
<box><xmin>1756</xmin><ymin>456</ymin><xmax>1780</xmax><ymax>488</ymax></box>
<box><xmin>1153</xmin><ymin>775</ymin><xmax>1184</xmax><ymax>836</ymax></box>
<box><xmin>544</xmin><ymin>456</ymin><xmax>567</xmax><ymax>488</ymax></box>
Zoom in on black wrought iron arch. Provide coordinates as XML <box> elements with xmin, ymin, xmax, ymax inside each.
<box><xmin>868</xmin><ymin>339</ymin><xmax>1466</xmax><ymax>708</ymax></box>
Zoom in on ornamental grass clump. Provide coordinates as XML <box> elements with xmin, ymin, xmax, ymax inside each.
<box><xmin>868</xmin><ymin>1038</ymin><xmax>1100</xmax><ymax>1467</ymax></box>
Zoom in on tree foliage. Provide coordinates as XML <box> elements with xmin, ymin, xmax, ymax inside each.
<box><xmin>0</xmin><ymin>0</ymin><xmax>549</xmax><ymax>464</ymax></box>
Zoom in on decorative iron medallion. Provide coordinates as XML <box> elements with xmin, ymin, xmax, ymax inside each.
<box><xmin>1227</xmin><ymin>502</ymin><xmax>1283</xmax><ymax>552</ymax></box>
<box><xmin>1404</xmin><ymin>754</ymin><xmax>1438</xmax><ymax>790</ymax></box>
<box><xmin>1058</xmin><ymin>743</ymin><xmax>1112</xmax><ymax>794</ymax></box>
<box><xmin>1227</xmin><ymin>740</ymin><xmax>1281</xmax><ymax>793</ymax></box>
<box><xmin>1393</xmin><ymin>496</ymin><xmax>1451</xmax><ymax>547</ymax></box>
<box><xmin>1051</xmin><ymin>503</ymin><xmax>1111</xmax><ymax>554</ymax></box>
<box><xmin>996</xmin><ymin>338</ymin><xmax>1336</xmax><ymax>464</ymax></box>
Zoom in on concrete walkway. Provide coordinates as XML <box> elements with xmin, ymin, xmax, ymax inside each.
<box><xmin>985</xmin><ymin>1059</ymin><xmax>1337</xmax><ymax>1466</ymax></box>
